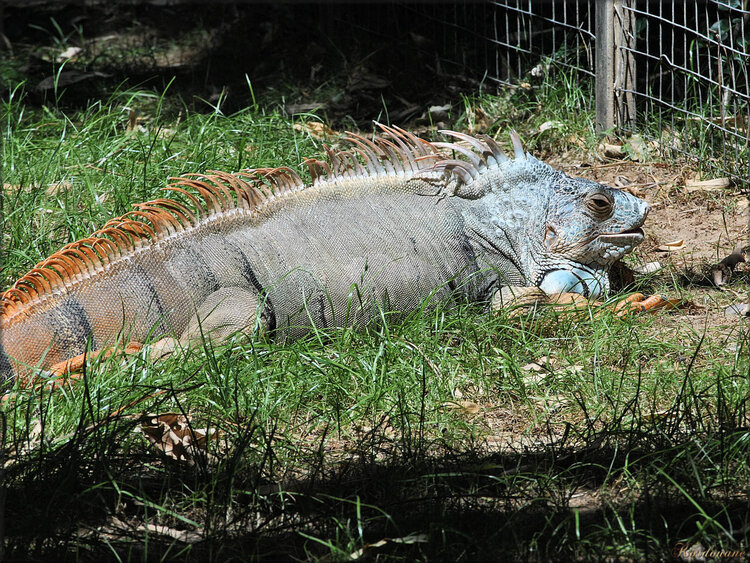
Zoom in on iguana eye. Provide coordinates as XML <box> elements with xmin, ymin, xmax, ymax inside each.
<box><xmin>587</xmin><ymin>193</ymin><xmax>613</xmax><ymax>217</ymax></box>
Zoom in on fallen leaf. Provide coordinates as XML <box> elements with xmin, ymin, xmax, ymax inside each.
<box><xmin>523</xmin><ymin>372</ymin><xmax>546</xmax><ymax>385</ymax></box>
<box><xmin>469</xmin><ymin>106</ymin><xmax>491</xmax><ymax>133</ymax></box>
<box><xmin>126</xmin><ymin>108</ymin><xmax>137</xmax><ymax>132</ymax></box>
<box><xmin>429</xmin><ymin>104</ymin><xmax>451</xmax><ymax>121</ymax></box>
<box><xmin>284</xmin><ymin>102</ymin><xmax>327</xmax><ymax>116</ymax></box>
<box><xmin>293</xmin><ymin>121</ymin><xmax>335</xmax><ymax>140</ymax></box>
<box><xmin>599</xmin><ymin>143</ymin><xmax>625</xmax><ymax>159</ymax></box>
<box><xmin>138</xmin><ymin>412</ymin><xmax>217</xmax><ymax>466</ymax></box>
<box><xmin>684</xmin><ymin>177</ymin><xmax>731</xmax><ymax>192</ymax></box>
<box><xmin>616</xmin><ymin>175</ymin><xmax>633</xmax><ymax>189</ymax></box>
<box><xmin>143</xmin><ymin>523</ymin><xmax>203</xmax><ymax>544</ymax></box>
<box><xmin>633</xmin><ymin>261</ymin><xmax>663</xmax><ymax>275</ymax></box>
<box><xmin>712</xmin><ymin>264</ymin><xmax>732</xmax><ymax>286</ymax></box>
<box><xmin>46</xmin><ymin>181</ymin><xmax>72</xmax><ymax>195</ymax></box>
<box><xmin>656</xmin><ymin>240</ymin><xmax>685</xmax><ymax>252</ymax></box>
<box><xmin>443</xmin><ymin>400</ymin><xmax>482</xmax><ymax>415</ymax></box>
<box><xmin>725</xmin><ymin>303</ymin><xmax>749</xmax><ymax>317</ymax></box>
<box><xmin>533</xmin><ymin>394</ymin><xmax>570</xmax><ymax>412</ymax></box>
<box><xmin>4</xmin><ymin>420</ymin><xmax>43</xmax><ymax>469</ymax></box>
<box><xmin>56</xmin><ymin>46</ymin><xmax>82</xmax><ymax>62</ymax></box>
<box><xmin>539</xmin><ymin>120</ymin><xmax>564</xmax><ymax>133</ymax></box>
<box><xmin>348</xmin><ymin>72</ymin><xmax>390</xmax><ymax>91</ymax></box>
<box><xmin>35</xmin><ymin>70</ymin><xmax>111</xmax><ymax>92</ymax></box>
<box><xmin>349</xmin><ymin>534</ymin><xmax>428</xmax><ymax>560</ymax></box>
<box><xmin>710</xmin><ymin>244</ymin><xmax>746</xmax><ymax>286</ymax></box>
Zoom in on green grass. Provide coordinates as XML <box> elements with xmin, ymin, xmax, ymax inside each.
<box><xmin>1</xmin><ymin>83</ymin><xmax>749</xmax><ymax>561</ymax></box>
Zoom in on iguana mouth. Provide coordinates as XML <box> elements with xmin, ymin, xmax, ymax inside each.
<box><xmin>599</xmin><ymin>227</ymin><xmax>644</xmax><ymax>242</ymax></box>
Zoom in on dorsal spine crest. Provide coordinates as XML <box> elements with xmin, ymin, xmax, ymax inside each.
<box><xmin>1</xmin><ymin>125</ymin><xmax>525</xmax><ymax>324</ymax></box>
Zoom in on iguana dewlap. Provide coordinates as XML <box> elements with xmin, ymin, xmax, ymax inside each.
<box><xmin>0</xmin><ymin>125</ymin><xmax>649</xmax><ymax>383</ymax></box>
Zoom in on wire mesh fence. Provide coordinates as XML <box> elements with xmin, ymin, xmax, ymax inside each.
<box><xmin>626</xmin><ymin>0</ymin><xmax>749</xmax><ymax>186</ymax></box>
<box><xmin>413</xmin><ymin>0</ymin><xmax>749</xmax><ymax>187</ymax></box>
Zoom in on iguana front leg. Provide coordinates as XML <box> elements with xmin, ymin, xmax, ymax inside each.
<box><xmin>492</xmin><ymin>286</ymin><xmax>677</xmax><ymax>317</ymax></box>
<box><xmin>150</xmin><ymin>286</ymin><xmax>266</xmax><ymax>360</ymax></box>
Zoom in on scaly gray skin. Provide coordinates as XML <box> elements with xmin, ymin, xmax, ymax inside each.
<box><xmin>0</xmin><ymin>125</ymin><xmax>649</xmax><ymax>382</ymax></box>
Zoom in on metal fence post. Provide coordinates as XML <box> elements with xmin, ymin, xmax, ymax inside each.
<box><xmin>595</xmin><ymin>0</ymin><xmax>616</xmax><ymax>134</ymax></box>
<box><xmin>614</xmin><ymin>0</ymin><xmax>635</xmax><ymax>129</ymax></box>
<box><xmin>597</xmin><ymin>0</ymin><xmax>635</xmax><ymax>135</ymax></box>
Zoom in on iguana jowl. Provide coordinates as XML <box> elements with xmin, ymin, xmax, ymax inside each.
<box><xmin>0</xmin><ymin>125</ymin><xmax>649</xmax><ymax>383</ymax></box>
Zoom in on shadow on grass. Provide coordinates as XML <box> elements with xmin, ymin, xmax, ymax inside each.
<box><xmin>2</xmin><ymin>405</ymin><xmax>749</xmax><ymax>562</ymax></box>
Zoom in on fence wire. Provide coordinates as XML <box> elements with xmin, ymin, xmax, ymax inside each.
<box><xmin>624</xmin><ymin>1</ymin><xmax>749</xmax><ymax>185</ymax></box>
<box><xmin>412</xmin><ymin>0</ymin><xmax>749</xmax><ymax>186</ymax></box>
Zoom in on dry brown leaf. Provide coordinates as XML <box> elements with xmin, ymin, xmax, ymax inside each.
<box><xmin>443</xmin><ymin>400</ymin><xmax>482</xmax><ymax>415</ymax></box>
<box><xmin>4</xmin><ymin>182</ymin><xmax>72</xmax><ymax>194</ymax></box>
<box><xmin>144</xmin><ymin>523</ymin><xmax>203</xmax><ymax>544</ymax></box>
<box><xmin>599</xmin><ymin>143</ymin><xmax>626</xmax><ymax>159</ymax></box>
<box><xmin>712</xmin><ymin>264</ymin><xmax>732</xmax><ymax>286</ymax></box>
<box><xmin>523</xmin><ymin>372</ymin><xmax>546</xmax><ymax>386</ymax></box>
<box><xmin>126</xmin><ymin>108</ymin><xmax>137</xmax><ymax>132</ymax></box>
<box><xmin>284</xmin><ymin>102</ymin><xmax>327</xmax><ymax>116</ymax></box>
<box><xmin>293</xmin><ymin>121</ymin><xmax>335</xmax><ymax>140</ymax></box>
<box><xmin>46</xmin><ymin>181</ymin><xmax>72</xmax><ymax>195</ymax></box>
<box><xmin>617</xmin><ymin>176</ymin><xmax>635</xmax><ymax>190</ymax></box>
<box><xmin>684</xmin><ymin>177</ymin><xmax>731</xmax><ymax>192</ymax></box>
<box><xmin>469</xmin><ymin>106</ymin><xmax>490</xmax><ymax>133</ymax></box>
<box><xmin>539</xmin><ymin>120</ymin><xmax>564</xmax><ymax>133</ymax></box>
<box><xmin>138</xmin><ymin>412</ymin><xmax>217</xmax><ymax>465</ymax></box>
<box><xmin>429</xmin><ymin>104</ymin><xmax>451</xmax><ymax>121</ymax></box>
<box><xmin>656</xmin><ymin>240</ymin><xmax>685</xmax><ymax>252</ymax></box>
<box><xmin>710</xmin><ymin>244</ymin><xmax>746</xmax><ymax>287</ymax></box>
<box><xmin>643</xmin><ymin>409</ymin><xmax>677</xmax><ymax>422</ymax></box>
<box><xmin>533</xmin><ymin>394</ymin><xmax>570</xmax><ymax>412</ymax></box>
<box><xmin>155</xmin><ymin>127</ymin><xmax>177</xmax><ymax>139</ymax></box>
<box><xmin>56</xmin><ymin>46</ymin><xmax>83</xmax><ymax>62</ymax></box>
<box><xmin>3</xmin><ymin>183</ymin><xmax>29</xmax><ymax>193</ymax></box>
<box><xmin>125</xmin><ymin>107</ymin><xmax>148</xmax><ymax>134</ymax></box>
<box><xmin>537</xmin><ymin>355</ymin><xmax>558</xmax><ymax>368</ymax></box>
<box><xmin>4</xmin><ymin>420</ymin><xmax>43</xmax><ymax>469</ymax></box>
<box><xmin>633</xmin><ymin>261</ymin><xmax>663</xmax><ymax>275</ymax></box>
<box><xmin>349</xmin><ymin>534</ymin><xmax>428</xmax><ymax>560</ymax></box>
<box><xmin>521</xmin><ymin>362</ymin><xmax>545</xmax><ymax>373</ymax></box>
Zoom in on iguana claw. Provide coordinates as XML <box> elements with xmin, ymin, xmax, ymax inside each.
<box><xmin>494</xmin><ymin>287</ymin><xmax>680</xmax><ymax>318</ymax></box>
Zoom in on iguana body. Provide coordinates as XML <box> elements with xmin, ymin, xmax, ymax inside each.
<box><xmin>0</xmin><ymin>125</ymin><xmax>649</xmax><ymax>383</ymax></box>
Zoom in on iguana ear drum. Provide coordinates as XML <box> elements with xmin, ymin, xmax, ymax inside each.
<box><xmin>539</xmin><ymin>268</ymin><xmax>607</xmax><ymax>298</ymax></box>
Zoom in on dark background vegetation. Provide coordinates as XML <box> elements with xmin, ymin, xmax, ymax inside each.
<box><xmin>0</xmin><ymin>2</ymin><xmax>496</xmax><ymax>124</ymax></box>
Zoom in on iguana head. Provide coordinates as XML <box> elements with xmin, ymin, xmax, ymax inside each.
<box><xmin>534</xmin><ymin>172</ymin><xmax>649</xmax><ymax>297</ymax></box>
<box><xmin>433</xmin><ymin>131</ymin><xmax>649</xmax><ymax>298</ymax></box>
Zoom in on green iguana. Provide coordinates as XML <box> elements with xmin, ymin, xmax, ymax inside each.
<box><xmin>0</xmin><ymin>124</ymin><xmax>652</xmax><ymax>384</ymax></box>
